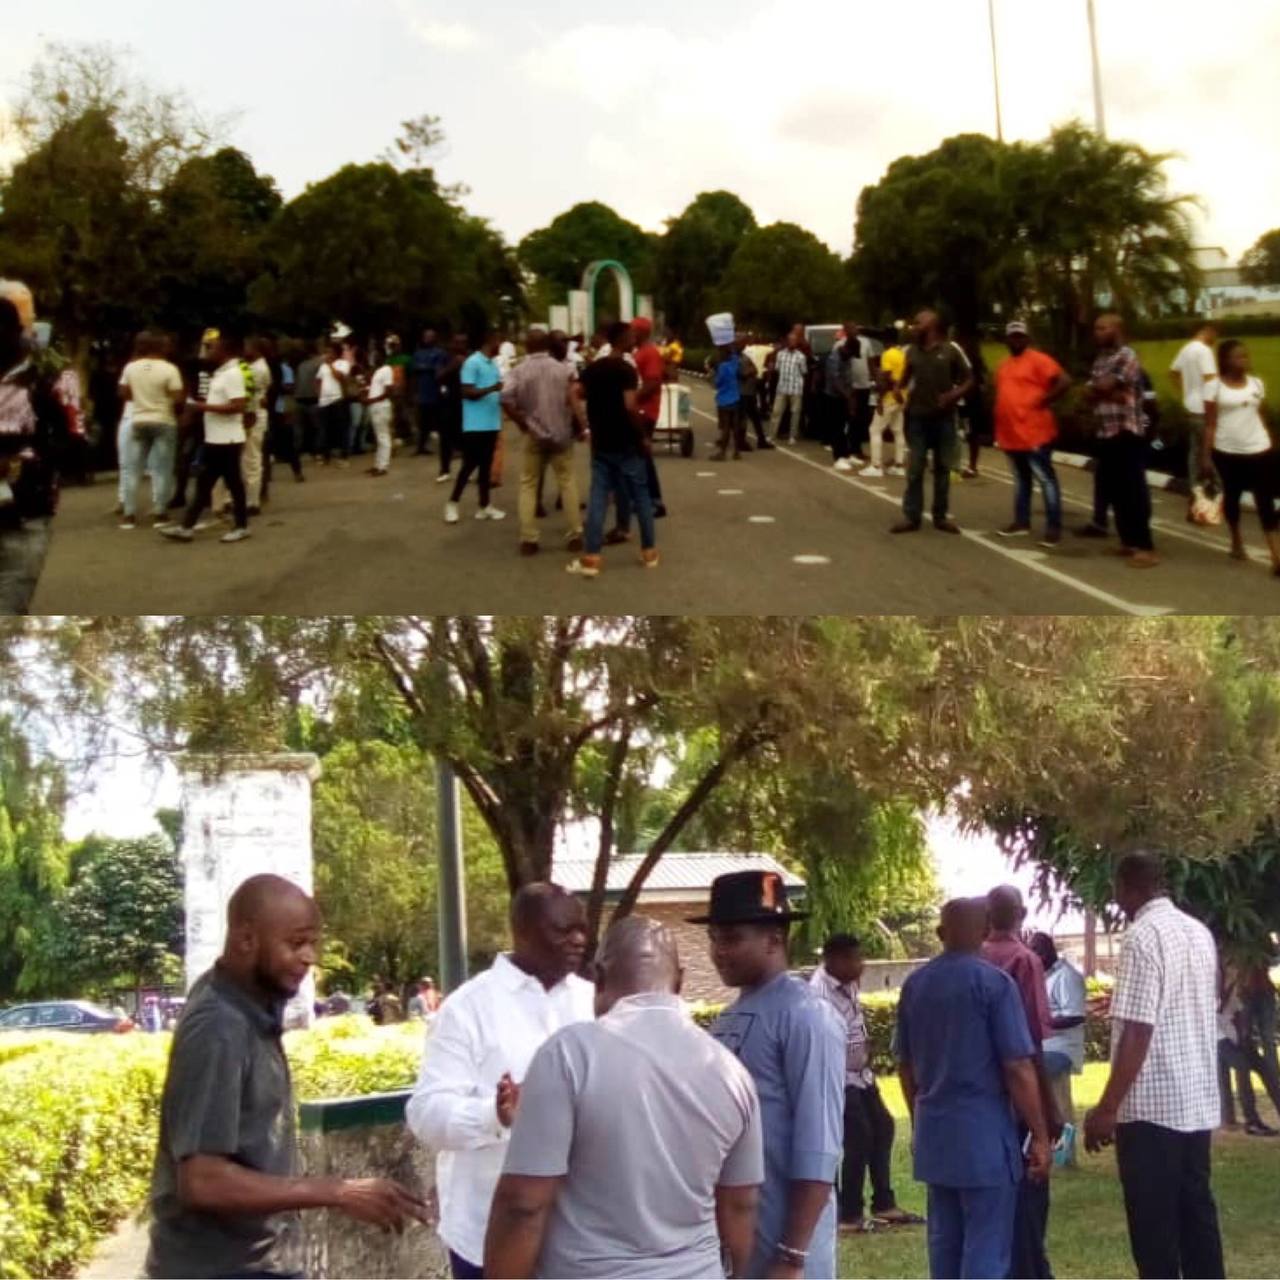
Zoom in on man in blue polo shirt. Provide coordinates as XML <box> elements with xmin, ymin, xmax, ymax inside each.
<box><xmin>896</xmin><ymin>898</ymin><xmax>1052</xmax><ymax>1280</ymax></box>
<box><xmin>444</xmin><ymin>331</ymin><xmax>505</xmax><ymax>524</ymax></box>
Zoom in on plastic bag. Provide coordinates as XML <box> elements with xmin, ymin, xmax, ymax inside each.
<box><xmin>1190</xmin><ymin>482</ymin><xmax>1222</xmax><ymax>526</ymax></box>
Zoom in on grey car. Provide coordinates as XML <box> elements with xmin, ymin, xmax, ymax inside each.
<box><xmin>0</xmin><ymin>1000</ymin><xmax>135</xmax><ymax>1033</ymax></box>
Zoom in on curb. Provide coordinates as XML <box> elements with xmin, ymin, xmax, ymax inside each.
<box><xmin>0</xmin><ymin>517</ymin><xmax>53</xmax><ymax>615</ymax></box>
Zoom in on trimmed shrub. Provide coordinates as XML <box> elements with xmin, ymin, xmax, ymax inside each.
<box><xmin>0</xmin><ymin>1017</ymin><xmax>424</xmax><ymax>1279</ymax></box>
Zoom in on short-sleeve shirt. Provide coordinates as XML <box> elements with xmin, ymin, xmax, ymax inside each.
<box><xmin>981</xmin><ymin>935</ymin><xmax>1053</xmax><ymax>1046</ymax></box>
<box><xmin>1044</xmin><ymin>959</ymin><xmax>1088</xmax><ymax>1073</ymax></box>
<box><xmin>368</xmin><ymin>364</ymin><xmax>395</xmax><ymax>403</ymax></box>
<box><xmin>896</xmin><ymin>952</ymin><xmax>1034</xmax><ymax>1188</ymax></box>
<box><xmin>579</xmin><ymin>356</ymin><xmax>640</xmax><ymax>455</ymax></box>
<box><xmin>775</xmin><ymin>348</ymin><xmax>808</xmax><ymax>397</ymax></box>
<box><xmin>121</xmin><ymin>358</ymin><xmax>184</xmax><ymax>427</ymax></box>
<box><xmin>1205</xmin><ymin>376</ymin><xmax>1270</xmax><ymax>455</ymax></box>
<box><xmin>413</xmin><ymin>345</ymin><xmax>449</xmax><ymax>405</ymax></box>
<box><xmin>709</xmin><ymin>973</ymin><xmax>843</xmax><ymax>1280</ymax></box>
<box><xmin>1089</xmin><ymin>346</ymin><xmax>1144</xmax><ymax>438</ymax></box>
<box><xmin>317</xmin><ymin>358</ymin><xmax>350</xmax><ymax>408</ymax></box>
<box><xmin>1171</xmin><ymin>339</ymin><xmax>1218</xmax><ymax>415</ymax></box>
<box><xmin>879</xmin><ymin>346</ymin><xmax>907</xmax><ymax>406</ymax></box>
<box><xmin>903</xmin><ymin>341</ymin><xmax>970</xmax><ymax>418</ymax></box>
<box><xmin>248</xmin><ymin>357</ymin><xmax>272</xmax><ymax>423</ymax></box>
<box><xmin>1110</xmin><ymin>897</ymin><xmax>1220</xmax><ymax>1132</ymax></box>
<box><xmin>461</xmin><ymin>351</ymin><xmax>502</xmax><ymax>433</ymax></box>
<box><xmin>146</xmin><ymin>965</ymin><xmax>297</xmax><ymax>1279</ymax></box>
<box><xmin>633</xmin><ymin>341</ymin><xmax>666</xmax><ymax>423</ymax></box>
<box><xmin>713</xmin><ymin>353</ymin><xmax>741</xmax><ymax>408</ymax></box>
<box><xmin>504</xmin><ymin>994</ymin><xmax>763</xmax><ymax>1279</ymax></box>
<box><xmin>994</xmin><ymin>349</ymin><xmax>1065</xmax><ymax>451</ymax></box>
<box><xmin>202</xmin><ymin>360</ymin><xmax>247</xmax><ymax>445</ymax></box>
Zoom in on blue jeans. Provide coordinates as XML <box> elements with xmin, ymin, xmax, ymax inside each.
<box><xmin>125</xmin><ymin>422</ymin><xmax>177</xmax><ymax>516</ymax></box>
<box><xmin>1007</xmin><ymin>445</ymin><xmax>1062</xmax><ymax>531</ymax></box>
<box><xmin>585</xmin><ymin>452</ymin><xmax>654</xmax><ymax>553</ymax></box>
<box><xmin>927</xmin><ymin>1181</ymin><xmax>1019</xmax><ymax>1279</ymax></box>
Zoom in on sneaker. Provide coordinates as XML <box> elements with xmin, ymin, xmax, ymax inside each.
<box><xmin>152</xmin><ymin>516</ymin><xmax>173</xmax><ymax>530</ymax></box>
<box><xmin>193</xmin><ymin>518</ymin><xmax>217</xmax><ymax>532</ymax></box>
<box><xmin>566</xmin><ymin>555</ymin><xmax>602</xmax><ymax>578</ymax></box>
<box><xmin>641</xmin><ymin>548</ymin><xmax>660</xmax><ymax>569</ymax></box>
<box><xmin>435</xmin><ymin>471</ymin><xmax>453</xmax><ymax>484</ymax></box>
<box><xmin>933</xmin><ymin>518</ymin><xmax>962</xmax><ymax>534</ymax></box>
<box><xmin>961</xmin><ymin>466</ymin><xmax>979</xmax><ymax>479</ymax></box>
<box><xmin>160</xmin><ymin>525</ymin><xmax>194</xmax><ymax>542</ymax></box>
<box><xmin>834</xmin><ymin>458</ymin><xmax>855</xmax><ymax>473</ymax></box>
<box><xmin>220</xmin><ymin>528</ymin><xmax>251</xmax><ymax>544</ymax></box>
<box><xmin>1245</xmin><ymin>1121</ymin><xmax>1279</xmax><ymax>1137</ymax></box>
<box><xmin>566</xmin><ymin>533</ymin><xmax>584</xmax><ymax>553</ymax></box>
<box><xmin>476</xmin><ymin>506</ymin><xmax>506</xmax><ymax>521</ymax></box>
<box><xmin>519</xmin><ymin>541</ymin><xmax>539</xmax><ymax>556</ymax></box>
<box><xmin>887</xmin><ymin>465</ymin><xmax>906</xmax><ymax>476</ymax></box>
<box><xmin>118</xmin><ymin>516</ymin><xmax>137</xmax><ymax>529</ymax></box>
<box><xmin>1039</xmin><ymin>529</ymin><xmax>1063</xmax><ymax>548</ymax></box>
<box><xmin>860</xmin><ymin>466</ymin><xmax>884</xmax><ymax>478</ymax></box>
<box><xmin>444</xmin><ymin>502</ymin><xmax>460</xmax><ymax>524</ymax></box>
<box><xmin>998</xmin><ymin>523</ymin><xmax>1031</xmax><ymax>538</ymax></box>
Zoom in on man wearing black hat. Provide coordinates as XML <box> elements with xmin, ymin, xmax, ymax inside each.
<box><xmin>693</xmin><ymin>871</ymin><xmax>844</xmax><ymax>1279</ymax></box>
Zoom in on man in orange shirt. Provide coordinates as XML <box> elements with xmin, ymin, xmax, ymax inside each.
<box><xmin>994</xmin><ymin>321</ymin><xmax>1072</xmax><ymax>548</ymax></box>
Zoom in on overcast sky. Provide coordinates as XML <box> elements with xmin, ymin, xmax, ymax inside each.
<box><xmin>5</xmin><ymin>0</ymin><xmax>1278</xmax><ymax>261</ymax></box>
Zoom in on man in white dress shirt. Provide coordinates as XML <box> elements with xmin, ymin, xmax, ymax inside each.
<box><xmin>406</xmin><ymin>883</ymin><xmax>594</xmax><ymax>1278</ymax></box>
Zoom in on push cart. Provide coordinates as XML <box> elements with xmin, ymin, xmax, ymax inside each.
<box><xmin>654</xmin><ymin>383</ymin><xmax>694</xmax><ymax>457</ymax></box>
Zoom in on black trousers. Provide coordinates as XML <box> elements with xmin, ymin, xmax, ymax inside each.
<box><xmin>171</xmin><ymin>417</ymin><xmax>202</xmax><ymax>508</ymax></box>
<box><xmin>417</xmin><ymin>402</ymin><xmax>443</xmax><ymax>454</ymax></box>
<box><xmin>1100</xmin><ymin>431</ymin><xmax>1154</xmax><ymax>551</ymax></box>
<box><xmin>450</xmin><ymin>431</ymin><xmax>498</xmax><ymax>507</ymax></box>
<box><xmin>439</xmin><ymin>407</ymin><xmax>462</xmax><ymax>475</ymax></box>
<box><xmin>183</xmin><ymin>442</ymin><xmax>246</xmax><ymax>531</ymax></box>
<box><xmin>823</xmin><ymin>395</ymin><xmax>853</xmax><ymax>460</ymax></box>
<box><xmin>1010</xmin><ymin>1125</ymin><xmax>1053</xmax><ymax>1279</ymax></box>
<box><xmin>1115</xmin><ymin>1122</ymin><xmax>1224</xmax><ymax>1279</ymax></box>
<box><xmin>839</xmin><ymin>1083</ymin><xmax>897</xmax><ymax>1221</ymax></box>
<box><xmin>740</xmin><ymin>390</ymin><xmax>768</xmax><ymax>444</ymax></box>
<box><xmin>1213</xmin><ymin>448</ymin><xmax>1280</xmax><ymax>532</ymax></box>
<box><xmin>319</xmin><ymin>401</ymin><xmax>349</xmax><ymax>460</ymax></box>
<box><xmin>851</xmin><ymin>388</ymin><xmax>873</xmax><ymax>454</ymax></box>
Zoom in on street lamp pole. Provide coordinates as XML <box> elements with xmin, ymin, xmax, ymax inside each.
<box><xmin>436</xmin><ymin>759</ymin><xmax>469</xmax><ymax>994</ymax></box>
<box><xmin>1087</xmin><ymin>0</ymin><xmax>1106</xmax><ymax>137</ymax></box>
<box><xmin>988</xmin><ymin>0</ymin><xmax>1004</xmax><ymax>143</ymax></box>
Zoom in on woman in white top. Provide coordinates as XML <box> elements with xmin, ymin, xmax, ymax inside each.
<box><xmin>1203</xmin><ymin>340</ymin><xmax>1279</xmax><ymax>573</ymax></box>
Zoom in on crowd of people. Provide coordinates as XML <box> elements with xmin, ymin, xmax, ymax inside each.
<box><xmin>139</xmin><ymin>852</ymin><xmax>1272</xmax><ymax>1280</ymax></box>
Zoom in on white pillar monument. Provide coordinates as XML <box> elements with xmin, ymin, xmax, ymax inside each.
<box><xmin>178</xmin><ymin>753</ymin><xmax>322</xmax><ymax>1028</ymax></box>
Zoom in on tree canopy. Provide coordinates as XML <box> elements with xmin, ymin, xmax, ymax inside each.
<box><xmin>1240</xmin><ymin>229</ymin><xmax>1280</xmax><ymax>288</ymax></box>
<box><xmin>719</xmin><ymin>223</ymin><xmax>851</xmax><ymax>335</ymax></box>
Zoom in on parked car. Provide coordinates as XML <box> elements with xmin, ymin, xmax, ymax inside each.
<box><xmin>0</xmin><ymin>1000</ymin><xmax>135</xmax><ymax>1034</ymax></box>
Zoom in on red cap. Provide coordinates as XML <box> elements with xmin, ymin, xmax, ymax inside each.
<box><xmin>632</xmin><ymin>316</ymin><xmax>653</xmax><ymax>336</ymax></box>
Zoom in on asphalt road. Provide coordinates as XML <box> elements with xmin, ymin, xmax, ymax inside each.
<box><xmin>28</xmin><ymin>376</ymin><xmax>1280</xmax><ymax>615</ymax></box>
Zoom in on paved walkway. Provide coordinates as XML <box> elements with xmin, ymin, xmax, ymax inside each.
<box><xmin>27</xmin><ymin>378</ymin><xmax>1280</xmax><ymax>615</ymax></box>
<box><xmin>79</xmin><ymin>1213</ymin><xmax>149</xmax><ymax>1279</ymax></box>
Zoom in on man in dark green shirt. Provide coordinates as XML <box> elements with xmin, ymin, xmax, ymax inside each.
<box><xmin>146</xmin><ymin>875</ymin><xmax>428</xmax><ymax>1279</ymax></box>
<box><xmin>891</xmin><ymin>310</ymin><xmax>974</xmax><ymax>535</ymax></box>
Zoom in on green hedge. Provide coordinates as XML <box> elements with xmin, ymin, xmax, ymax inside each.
<box><xmin>0</xmin><ymin>1017</ymin><xmax>423</xmax><ymax>1279</ymax></box>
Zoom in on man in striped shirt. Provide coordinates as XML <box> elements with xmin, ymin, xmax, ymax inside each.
<box><xmin>772</xmin><ymin>334</ymin><xmax>808</xmax><ymax>442</ymax></box>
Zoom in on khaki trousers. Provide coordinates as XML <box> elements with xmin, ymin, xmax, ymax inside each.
<box><xmin>519</xmin><ymin>439</ymin><xmax>581</xmax><ymax>545</ymax></box>
<box><xmin>871</xmin><ymin>400</ymin><xmax>907</xmax><ymax>469</ymax></box>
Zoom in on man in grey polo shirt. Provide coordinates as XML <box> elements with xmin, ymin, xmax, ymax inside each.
<box><xmin>484</xmin><ymin>917</ymin><xmax>764</xmax><ymax>1279</ymax></box>
<box><xmin>146</xmin><ymin>874</ymin><xmax>428</xmax><ymax>1279</ymax></box>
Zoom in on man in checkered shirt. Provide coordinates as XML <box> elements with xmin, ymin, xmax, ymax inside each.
<box><xmin>771</xmin><ymin>334</ymin><xmax>809</xmax><ymax>443</ymax></box>
<box><xmin>1084</xmin><ymin>852</ymin><xmax>1223</xmax><ymax>1279</ymax></box>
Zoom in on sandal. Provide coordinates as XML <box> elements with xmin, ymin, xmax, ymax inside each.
<box><xmin>875</xmin><ymin>1209</ymin><xmax>926</xmax><ymax>1227</ymax></box>
<box><xmin>838</xmin><ymin>1218</ymin><xmax>879</xmax><ymax>1235</ymax></box>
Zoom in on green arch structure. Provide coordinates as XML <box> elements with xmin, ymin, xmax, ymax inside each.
<box><xmin>581</xmin><ymin>259</ymin><xmax>635</xmax><ymax>336</ymax></box>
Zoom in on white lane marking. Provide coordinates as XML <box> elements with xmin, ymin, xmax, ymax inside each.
<box><xmin>689</xmin><ymin>403</ymin><xmax>1171</xmax><ymax>616</ymax></box>
<box><xmin>748</xmin><ymin>515</ymin><xmax>777</xmax><ymax>524</ymax></box>
<box><xmin>718</xmin><ymin>488</ymin><xmax>744</xmax><ymax>496</ymax></box>
<box><xmin>696</xmin><ymin>471</ymin><xmax>717</xmax><ymax>478</ymax></box>
<box><xmin>793</xmin><ymin>554</ymin><xmax>831</xmax><ymax>565</ymax></box>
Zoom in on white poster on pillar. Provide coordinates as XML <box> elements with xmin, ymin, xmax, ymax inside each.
<box><xmin>179</xmin><ymin>754</ymin><xmax>321</xmax><ymax>1028</ymax></box>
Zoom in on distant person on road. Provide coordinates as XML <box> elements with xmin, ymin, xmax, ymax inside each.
<box><xmin>501</xmin><ymin>328</ymin><xmax>584</xmax><ymax>558</ymax></box>
<box><xmin>1084</xmin><ymin>852</ymin><xmax>1223</xmax><ymax>1280</ymax></box>
<box><xmin>1085</xmin><ymin>314</ymin><xmax>1157</xmax><ymax>568</ymax></box>
<box><xmin>708</xmin><ymin>340</ymin><xmax>743</xmax><ymax>462</ymax></box>
<box><xmin>567</xmin><ymin>321</ymin><xmax>658</xmax><ymax>578</ymax></box>
<box><xmin>864</xmin><ymin>330</ymin><xmax>907</xmax><ymax>478</ymax></box>
<box><xmin>364</xmin><ymin>345</ymin><xmax>396</xmax><ymax>477</ymax></box>
<box><xmin>1202</xmin><ymin>339</ymin><xmax>1280</xmax><ymax>574</ymax></box>
<box><xmin>772</xmin><ymin>332</ymin><xmax>808</xmax><ymax>443</ymax></box>
<box><xmin>897</xmin><ymin>897</ymin><xmax>1051</xmax><ymax>1280</ymax></box>
<box><xmin>408</xmin><ymin>977</ymin><xmax>442</xmax><ymax>1021</ymax></box>
<box><xmin>117</xmin><ymin>332</ymin><xmax>186</xmax><ymax>529</ymax></box>
<box><xmin>242</xmin><ymin>337</ymin><xmax>272</xmax><ymax>514</ymax></box>
<box><xmin>993</xmin><ymin>321</ymin><xmax>1071</xmax><ymax>548</ymax></box>
<box><xmin>1170</xmin><ymin>323</ymin><xmax>1219</xmax><ymax>518</ymax></box>
<box><xmin>316</xmin><ymin>341</ymin><xmax>351</xmax><ymax>465</ymax></box>
<box><xmin>293</xmin><ymin>339</ymin><xmax>323</xmax><ymax>462</ymax></box>
<box><xmin>145</xmin><ymin>874</ymin><xmax>428</xmax><ymax>1279</ymax></box>
<box><xmin>437</xmin><ymin>333</ymin><xmax>469</xmax><ymax>483</ymax></box>
<box><xmin>444</xmin><ymin>330</ymin><xmax>506</xmax><ymax>525</ymax></box>
<box><xmin>484</xmin><ymin>916</ymin><xmax>765</xmax><ymax>1280</ymax></box>
<box><xmin>955</xmin><ymin>333</ymin><xmax>989</xmax><ymax>479</ymax></box>
<box><xmin>736</xmin><ymin>335</ymin><xmax>775</xmax><ymax>452</ymax></box>
<box><xmin>161</xmin><ymin>332</ymin><xmax>252</xmax><ymax>545</ymax></box>
<box><xmin>822</xmin><ymin>332</ymin><xmax>858</xmax><ymax>472</ymax></box>
<box><xmin>891</xmin><ymin>310</ymin><xmax>973</xmax><ymax>536</ymax></box>
<box><xmin>847</xmin><ymin>323</ymin><xmax>875</xmax><ymax>463</ymax></box>
<box><xmin>630</xmin><ymin>317</ymin><xmax>669</xmax><ymax>517</ymax></box>
<box><xmin>407</xmin><ymin>883</ymin><xmax>595</xmax><ymax>1279</ymax></box>
<box><xmin>412</xmin><ymin>328</ymin><xmax>450</xmax><ymax>458</ymax></box>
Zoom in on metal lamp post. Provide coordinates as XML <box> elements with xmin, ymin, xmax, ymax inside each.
<box><xmin>988</xmin><ymin>0</ymin><xmax>1004</xmax><ymax>143</ymax></box>
<box><xmin>1087</xmin><ymin>0</ymin><xmax>1106</xmax><ymax>136</ymax></box>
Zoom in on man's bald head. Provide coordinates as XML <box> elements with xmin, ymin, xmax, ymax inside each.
<box><xmin>222</xmin><ymin>875</ymin><xmax>321</xmax><ymax>1000</ymax></box>
<box><xmin>987</xmin><ymin>884</ymin><xmax>1025</xmax><ymax>933</ymax></box>
<box><xmin>938</xmin><ymin>897</ymin><xmax>989</xmax><ymax>953</ymax></box>
<box><xmin>594</xmin><ymin>916</ymin><xmax>682</xmax><ymax>1016</ymax></box>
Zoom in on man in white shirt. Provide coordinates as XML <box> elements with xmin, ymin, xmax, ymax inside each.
<box><xmin>316</xmin><ymin>342</ymin><xmax>351</xmax><ymax>464</ymax></box>
<box><xmin>161</xmin><ymin>333</ymin><xmax>252</xmax><ymax>544</ymax></box>
<box><xmin>406</xmin><ymin>883</ymin><xmax>594</xmax><ymax>1279</ymax></box>
<box><xmin>1170</xmin><ymin>324</ymin><xmax>1219</xmax><ymax>515</ymax></box>
<box><xmin>1030</xmin><ymin>932</ymin><xmax>1087</xmax><ymax>1165</ymax></box>
<box><xmin>1084</xmin><ymin>853</ymin><xmax>1223</xmax><ymax>1280</ymax></box>
<box><xmin>364</xmin><ymin>354</ymin><xmax>396</xmax><ymax>477</ymax></box>
<box><xmin>485</xmin><ymin>916</ymin><xmax>764</xmax><ymax>1280</ymax></box>
<box><xmin>495</xmin><ymin>336</ymin><xmax>518</xmax><ymax>379</ymax></box>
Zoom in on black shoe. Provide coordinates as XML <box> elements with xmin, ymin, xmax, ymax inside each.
<box><xmin>933</xmin><ymin>518</ymin><xmax>961</xmax><ymax>534</ymax></box>
<box><xmin>1075</xmin><ymin>522</ymin><xmax>1109</xmax><ymax>539</ymax></box>
<box><xmin>653</xmin><ymin>503</ymin><xmax>668</xmax><ymax>518</ymax></box>
<box><xmin>757</xmin><ymin>439</ymin><xmax>777</xmax><ymax>450</ymax></box>
<box><xmin>890</xmin><ymin>520</ymin><xmax>922</xmax><ymax>534</ymax></box>
<box><xmin>1245</xmin><ymin>1121</ymin><xmax>1279</xmax><ymax>1137</ymax></box>
<box><xmin>535</xmin><ymin>504</ymin><xmax>548</xmax><ymax>519</ymax></box>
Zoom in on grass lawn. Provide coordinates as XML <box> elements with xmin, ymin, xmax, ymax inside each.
<box><xmin>836</xmin><ymin>1064</ymin><xmax>1280</xmax><ymax>1279</ymax></box>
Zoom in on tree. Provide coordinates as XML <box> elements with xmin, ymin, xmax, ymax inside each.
<box><xmin>851</xmin><ymin>125</ymin><xmax>1199</xmax><ymax>362</ymax></box>
<box><xmin>55</xmin><ymin>835</ymin><xmax>183</xmax><ymax>999</ymax></box>
<box><xmin>656</xmin><ymin>191</ymin><xmax>758</xmax><ymax>341</ymax></box>
<box><xmin>718</xmin><ymin>223</ymin><xmax>851</xmax><ymax>336</ymax></box>
<box><xmin>0</xmin><ymin>717</ymin><xmax>69</xmax><ymax>999</ymax></box>
<box><xmin>311</xmin><ymin>738</ymin><xmax>508</xmax><ymax>987</ymax></box>
<box><xmin>1240</xmin><ymin>230</ymin><xmax>1280</xmax><ymax>288</ymax></box>
<box><xmin>382</xmin><ymin>114</ymin><xmax>446</xmax><ymax>172</ymax></box>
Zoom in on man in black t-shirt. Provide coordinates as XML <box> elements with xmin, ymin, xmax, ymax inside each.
<box><xmin>566</xmin><ymin>321</ymin><xmax>658</xmax><ymax>578</ymax></box>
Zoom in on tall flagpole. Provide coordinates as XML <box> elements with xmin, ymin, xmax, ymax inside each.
<box><xmin>1087</xmin><ymin>0</ymin><xmax>1106</xmax><ymax>136</ymax></box>
<box><xmin>988</xmin><ymin>0</ymin><xmax>1004</xmax><ymax>143</ymax></box>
